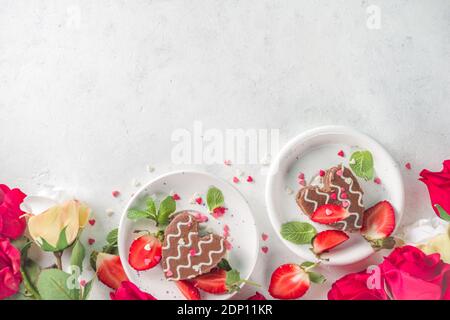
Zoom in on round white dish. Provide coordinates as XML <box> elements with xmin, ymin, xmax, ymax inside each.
<box><xmin>265</xmin><ymin>126</ymin><xmax>405</xmax><ymax>265</ymax></box>
<box><xmin>118</xmin><ymin>171</ymin><xmax>259</xmax><ymax>300</ymax></box>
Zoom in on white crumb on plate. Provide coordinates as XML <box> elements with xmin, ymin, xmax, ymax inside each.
<box><xmin>285</xmin><ymin>186</ymin><xmax>294</xmax><ymax>195</ymax></box>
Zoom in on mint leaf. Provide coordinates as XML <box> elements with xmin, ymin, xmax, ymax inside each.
<box><xmin>280</xmin><ymin>222</ymin><xmax>317</xmax><ymax>245</ymax></box>
<box><xmin>127</xmin><ymin>209</ymin><xmax>151</xmax><ymax>220</ymax></box>
<box><xmin>207</xmin><ymin>187</ymin><xmax>224</xmax><ymax>211</ymax></box>
<box><xmin>308</xmin><ymin>271</ymin><xmax>326</xmax><ymax>284</ymax></box>
<box><xmin>70</xmin><ymin>240</ymin><xmax>85</xmax><ymax>274</ymax></box>
<box><xmin>106</xmin><ymin>228</ymin><xmax>118</xmax><ymax>245</ymax></box>
<box><xmin>157</xmin><ymin>196</ymin><xmax>176</xmax><ymax>226</ymax></box>
<box><xmin>349</xmin><ymin>150</ymin><xmax>374</xmax><ymax>181</ymax></box>
<box><xmin>435</xmin><ymin>204</ymin><xmax>450</xmax><ymax>222</ymax></box>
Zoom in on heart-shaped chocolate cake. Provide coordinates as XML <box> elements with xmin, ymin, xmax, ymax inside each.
<box><xmin>296</xmin><ymin>165</ymin><xmax>365</xmax><ymax>232</ymax></box>
<box><xmin>161</xmin><ymin>211</ymin><xmax>227</xmax><ymax>281</ymax></box>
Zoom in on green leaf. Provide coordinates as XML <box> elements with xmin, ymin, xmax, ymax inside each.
<box><xmin>20</xmin><ymin>258</ymin><xmax>41</xmax><ymax>300</ymax></box>
<box><xmin>349</xmin><ymin>150</ymin><xmax>374</xmax><ymax>181</ymax></box>
<box><xmin>11</xmin><ymin>236</ymin><xmax>32</xmax><ymax>257</ymax></box>
<box><xmin>280</xmin><ymin>222</ymin><xmax>317</xmax><ymax>245</ymax></box>
<box><xmin>37</xmin><ymin>269</ymin><xmax>76</xmax><ymax>300</ymax></box>
<box><xmin>146</xmin><ymin>198</ymin><xmax>157</xmax><ymax>218</ymax></box>
<box><xmin>157</xmin><ymin>196</ymin><xmax>176</xmax><ymax>226</ymax></box>
<box><xmin>106</xmin><ymin>228</ymin><xmax>118</xmax><ymax>245</ymax></box>
<box><xmin>435</xmin><ymin>204</ymin><xmax>450</xmax><ymax>222</ymax></box>
<box><xmin>207</xmin><ymin>187</ymin><xmax>224</xmax><ymax>211</ymax></box>
<box><xmin>300</xmin><ymin>261</ymin><xmax>316</xmax><ymax>269</ymax></box>
<box><xmin>89</xmin><ymin>250</ymin><xmax>99</xmax><ymax>271</ymax></box>
<box><xmin>37</xmin><ymin>227</ymin><xmax>70</xmax><ymax>252</ymax></box>
<box><xmin>308</xmin><ymin>271</ymin><xmax>326</xmax><ymax>284</ymax></box>
<box><xmin>70</xmin><ymin>240</ymin><xmax>85</xmax><ymax>274</ymax></box>
<box><xmin>127</xmin><ymin>209</ymin><xmax>151</xmax><ymax>220</ymax></box>
<box><xmin>217</xmin><ymin>259</ymin><xmax>232</xmax><ymax>271</ymax></box>
<box><xmin>82</xmin><ymin>279</ymin><xmax>94</xmax><ymax>300</ymax></box>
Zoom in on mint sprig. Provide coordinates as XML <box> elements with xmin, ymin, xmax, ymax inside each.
<box><xmin>207</xmin><ymin>187</ymin><xmax>224</xmax><ymax>211</ymax></box>
<box><xmin>349</xmin><ymin>150</ymin><xmax>374</xmax><ymax>181</ymax></box>
<box><xmin>280</xmin><ymin>221</ymin><xmax>317</xmax><ymax>245</ymax></box>
<box><xmin>127</xmin><ymin>195</ymin><xmax>176</xmax><ymax>226</ymax></box>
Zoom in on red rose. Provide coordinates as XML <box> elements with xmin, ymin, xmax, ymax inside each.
<box><xmin>0</xmin><ymin>238</ymin><xmax>22</xmax><ymax>300</ymax></box>
<box><xmin>380</xmin><ymin>245</ymin><xmax>450</xmax><ymax>300</ymax></box>
<box><xmin>110</xmin><ymin>281</ymin><xmax>157</xmax><ymax>300</ymax></box>
<box><xmin>419</xmin><ymin>160</ymin><xmax>450</xmax><ymax>220</ymax></box>
<box><xmin>247</xmin><ymin>292</ymin><xmax>267</xmax><ymax>300</ymax></box>
<box><xmin>0</xmin><ymin>185</ymin><xmax>27</xmax><ymax>240</ymax></box>
<box><xmin>328</xmin><ymin>271</ymin><xmax>388</xmax><ymax>300</ymax></box>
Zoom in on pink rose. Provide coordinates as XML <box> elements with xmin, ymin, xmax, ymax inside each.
<box><xmin>0</xmin><ymin>238</ymin><xmax>22</xmax><ymax>300</ymax></box>
<box><xmin>0</xmin><ymin>185</ymin><xmax>27</xmax><ymax>240</ymax></box>
<box><xmin>380</xmin><ymin>245</ymin><xmax>450</xmax><ymax>300</ymax></box>
<box><xmin>110</xmin><ymin>281</ymin><xmax>157</xmax><ymax>300</ymax></box>
<box><xmin>328</xmin><ymin>271</ymin><xmax>388</xmax><ymax>300</ymax></box>
<box><xmin>419</xmin><ymin>160</ymin><xmax>450</xmax><ymax>220</ymax></box>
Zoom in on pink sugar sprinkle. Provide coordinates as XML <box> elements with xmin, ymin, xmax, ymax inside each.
<box><xmin>298</xmin><ymin>173</ymin><xmax>305</xmax><ymax>180</ymax></box>
<box><xmin>224</xmin><ymin>239</ymin><xmax>233</xmax><ymax>251</ymax></box>
<box><xmin>247</xmin><ymin>176</ymin><xmax>254</xmax><ymax>183</ymax></box>
<box><xmin>223</xmin><ymin>225</ymin><xmax>230</xmax><ymax>238</ymax></box>
<box><xmin>172</xmin><ymin>193</ymin><xmax>181</xmax><ymax>201</ymax></box>
<box><xmin>88</xmin><ymin>238</ymin><xmax>95</xmax><ymax>245</ymax></box>
<box><xmin>405</xmin><ymin>162</ymin><xmax>412</xmax><ymax>170</ymax></box>
<box><xmin>374</xmin><ymin>177</ymin><xmax>382</xmax><ymax>185</ymax></box>
<box><xmin>341</xmin><ymin>192</ymin><xmax>348</xmax><ymax>199</ymax></box>
<box><xmin>330</xmin><ymin>193</ymin><xmax>337</xmax><ymax>200</ymax></box>
<box><xmin>224</xmin><ymin>160</ymin><xmax>232</xmax><ymax>166</ymax></box>
<box><xmin>166</xmin><ymin>271</ymin><xmax>173</xmax><ymax>277</ymax></box>
<box><xmin>342</xmin><ymin>201</ymin><xmax>349</xmax><ymax>208</ymax></box>
<box><xmin>337</xmin><ymin>150</ymin><xmax>345</xmax><ymax>157</ymax></box>
<box><xmin>195</xmin><ymin>197</ymin><xmax>203</xmax><ymax>205</ymax></box>
<box><xmin>233</xmin><ymin>177</ymin><xmax>240</xmax><ymax>183</ymax></box>
<box><xmin>319</xmin><ymin>170</ymin><xmax>326</xmax><ymax>177</ymax></box>
<box><xmin>212</xmin><ymin>206</ymin><xmax>227</xmax><ymax>218</ymax></box>
<box><xmin>261</xmin><ymin>233</ymin><xmax>269</xmax><ymax>241</ymax></box>
<box><xmin>298</xmin><ymin>179</ymin><xmax>306</xmax><ymax>186</ymax></box>
<box><xmin>189</xmin><ymin>249</ymin><xmax>197</xmax><ymax>256</ymax></box>
<box><xmin>261</xmin><ymin>246</ymin><xmax>269</xmax><ymax>254</ymax></box>
<box><xmin>336</xmin><ymin>169</ymin><xmax>343</xmax><ymax>176</ymax></box>
<box><xmin>341</xmin><ymin>187</ymin><xmax>345</xmax><ymax>192</ymax></box>
<box><xmin>112</xmin><ymin>190</ymin><xmax>120</xmax><ymax>198</ymax></box>
<box><xmin>194</xmin><ymin>212</ymin><xmax>209</xmax><ymax>223</ymax></box>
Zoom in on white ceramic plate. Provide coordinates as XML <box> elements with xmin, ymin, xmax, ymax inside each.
<box><xmin>118</xmin><ymin>171</ymin><xmax>259</xmax><ymax>300</ymax></box>
<box><xmin>266</xmin><ymin>126</ymin><xmax>404</xmax><ymax>265</ymax></box>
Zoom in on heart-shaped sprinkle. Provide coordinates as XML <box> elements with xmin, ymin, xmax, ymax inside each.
<box><xmin>88</xmin><ymin>219</ymin><xmax>96</xmax><ymax>226</ymax></box>
<box><xmin>261</xmin><ymin>246</ymin><xmax>269</xmax><ymax>254</ymax></box>
<box><xmin>144</xmin><ymin>243</ymin><xmax>151</xmax><ymax>251</ymax></box>
<box><xmin>325</xmin><ymin>208</ymin><xmax>333</xmax><ymax>216</ymax></box>
<box><xmin>261</xmin><ymin>233</ymin><xmax>269</xmax><ymax>241</ymax></box>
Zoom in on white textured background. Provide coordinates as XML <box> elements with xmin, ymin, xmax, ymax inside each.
<box><xmin>1</xmin><ymin>0</ymin><xmax>449</xmax><ymax>299</ymax></box>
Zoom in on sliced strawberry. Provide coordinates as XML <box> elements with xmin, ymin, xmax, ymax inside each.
<box><xmin>128</xmin><ymin>234</ymin><xmax>162</xmax><ymax>271</ymax></box>
<box><xmin>176</xmin><ymin>280</ymin><xmax>201</xmax><ymax>300</ymax></box>
<box><xmin>312</xmin><ymin>230</ymin><xmax>349</xmax><ymax>255</ymax></box>
<box><xmin>192</xmin><ymin>268</ymin><xmax>227</xmax><ymax>294</ymax></box>
<box><xmin>96</xmin><ymin>252</ymin><xmax>129</xmax><ymax>290</ymax></box>
<box><xmin>269</xmin><ymin>264</ymin><xmax>310</xmax><ymax>300</ymax></box>
<box><xmin>311</xmin><ymin>204</ymin><xmax>349</xmax><ymax>225</ymax></box>
<box><xmin>361</xmin><ymin>200</ymin><xmax>396</xmax><ymax>240</ymax></box>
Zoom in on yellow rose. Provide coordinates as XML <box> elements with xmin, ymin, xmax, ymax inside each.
<box><xmin>28</xmin><ymin>200</ymin><xmax>90</xmax><ymax>252</ymax></box>
<box><xmin>417</xmin><ymin>225</ymin><xmax>450</xmax><ymax>263</ymax></box>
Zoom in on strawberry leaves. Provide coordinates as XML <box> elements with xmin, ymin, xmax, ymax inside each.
<box><xmin>127</xmin><ymin>195</ymin><xmax>176</xmax><ymax>227</ymax></box>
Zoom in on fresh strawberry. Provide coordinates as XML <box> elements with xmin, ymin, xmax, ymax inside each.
<box><xmin>312</xmin><ymin>230</ymin><xmax>349</xmax><ymax>255</ymax></box>
<box><xmin>361</xmin><ymin>201</ymin><xmax>396</xmax><ymax>249</ymax></box>
<box><xmin>269</xmin><ymin>264</ymin><xmax>310</xmax><ymax>299</ymax></box>
<box><xmin>192</xmin><ymin>269</ymin><xmax>227</xmax><ymax>294</ymax></box>
<box><xmin>311</xmin><ymin>204</ymin><xmax>349</xmax><ymax>225</ymax></box>
<box><xmin>247</xmin><ymin>292</ymin><xmax>266</xmax><ymax>300</ymax></box>
<box><xmin>96</xmin><ymin>252</ymin><xmax>129</xmax><ymax>290</ymax></box>
<box><xmin>176</xmin><ymin>280</ymin><xmax>201</xmax><ymax>300</ymax></box>
<box><xmin>128</xmin><ymin>234</ymin><xmax>162</xmax><ymax>271</ymax></box>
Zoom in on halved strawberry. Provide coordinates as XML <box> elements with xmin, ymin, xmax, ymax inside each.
<box><xmin>192</xmin><ymin>268</ymin><xmax>227</xmax><ymax>294</ymax></box>
<box><xmin>96</xmin><ymin>252</ymin><xmax>129</xmax><ymax>290</ymax></box>
<box><xmin>311</xmin><ymin>204</ymin><xmax>349</xmax><ymax>225</ymax></box>
<box><xmin>312</xmin><ymin>230</ymin><xmax>349</xmax><ymax>255</ymax></box>
<box><xmin>176</xmin><ymin>280</ymin><xmax>201</xmax><ymax>300</ymax></box>
<box><xmin>361</xmin><ymin>201</ymin><xmax>396</xmax><ymax>249</ymax></box>
<box><xmin>128</xmin><ymin>234</ymin><xmax>162</xmax><ymax>271</ymax></box>
<box><xmin>269</xmin><ymin>264</ymin><xmax>310</xmax><ymax>300</ymax></box>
